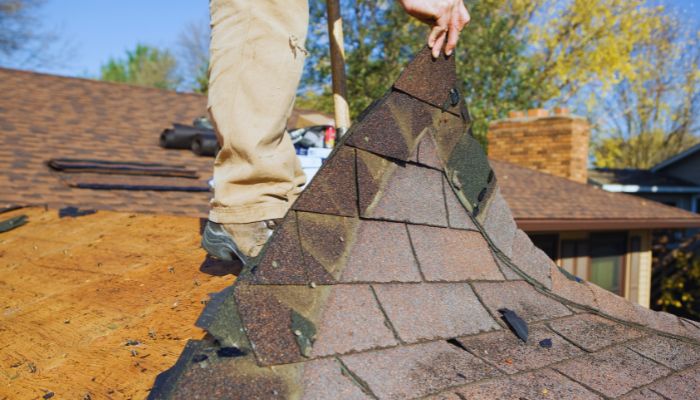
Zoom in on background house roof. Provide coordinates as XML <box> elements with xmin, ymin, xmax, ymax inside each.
<box><xmin>0</xmin><ymin>68</ymin><xmax>212</xmax><ymax>215</ymax></box>
<box><xmin>1</xmin><ymin>67</ymin><xmax>698</xmax><ymax>231</ymax></box>
<box><xmin>652</xmin><ymin>142</ymin><xmax>700</xmax><ymax>172</ymax></box>
<box><xmin>494</xmin><ymin>160</ymin><xmax>700</xmax><ymax>231</ymax></box>
<box><xmin>0</xmin><ymin>68</ymin><xmax>331</xmax><ymax>216</ymax></box>
<box><xmin>589</xmin><ymin>168</ymin><xmax>699</xmax><ymax>188</ymax></box>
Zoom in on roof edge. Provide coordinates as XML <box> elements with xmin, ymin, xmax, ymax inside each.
<box><xmin>651</xmin><ymin>142</ymin><xmax>700</xmax><ymax>172</ymax></box>
<box><xmin>517</xmin><ymin>218</ymin><xmax>700</xmax><ymax>233</ymax></box>
<box><xmin>0</xmin><ymin>66</ymin><xmax>206</xmax><ymax>98</ymax></box>
<box><xmin>601</xmin><ymin>184</ymin><xmax>700</xmax><ymax>194</ymax></box>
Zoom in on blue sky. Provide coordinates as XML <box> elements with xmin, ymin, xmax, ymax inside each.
<box><xmin>41</xmin><ymin>0</ymin><xmax>208</xmax><ymax>77</ymax></box>
<box><xmin>33</xmin><ymin>0</ymin><xmax>700</xmax><ymax>78</ymax></box>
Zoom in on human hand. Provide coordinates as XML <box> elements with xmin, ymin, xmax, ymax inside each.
<box><xmin>398</xmin><ymin>0</ymin><xmax>470</xmax><ymax>58</ymax></box>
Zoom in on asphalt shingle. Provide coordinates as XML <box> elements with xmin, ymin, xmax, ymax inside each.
<box><xmin>472</xmin><ymin>281</ymin><xmax>572</xmax><ymax>323</ymax></box>
<box><xmin>373</xmin><ymin>283</ymin><xmax>499</xmax><ymax>342</ymax></box>
<box><xmin>548</xmin><ymin>314</ymin><xmax>645</xmax><ymax>352</ymax></box>
<box><xmin>407</xmin><ymin>225</ymin><xmax>503</xmax><ymax>281</ymax></box>
<box><xmin>554</xmin><ymin>347</ymin><xmax>671</xmax><ymax>398</ymax></box>
<box><xmin>357</xmin><ymin>150</ymin><xmax>448</xmax><ymax>227</ymax></box>
<box><xmin>457</xmin><ymin>325</ymin><xmax>582</xmax><ymax>374</ymax></box>
<box><xmin>341</xmin><ymin>341</ymin><xmax>501</xmax><ymax>400</ymax></box>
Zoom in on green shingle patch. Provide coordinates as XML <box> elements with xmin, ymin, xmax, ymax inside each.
<box><xmin>291</xmin><ymin>310</ymin><xmax>317</xmax><ymax>358</ymax></box>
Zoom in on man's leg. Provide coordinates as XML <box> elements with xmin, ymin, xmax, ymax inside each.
<box><xmin>204</xmin><ymin>0</ymin><xmax>308</xmax><ymax>261</ymax></box>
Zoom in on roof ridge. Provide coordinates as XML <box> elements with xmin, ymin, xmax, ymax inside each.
<box><xmin>0</xmin><ymin>66</ymin><xmax>206</xmax><ymax>98</ymax></box>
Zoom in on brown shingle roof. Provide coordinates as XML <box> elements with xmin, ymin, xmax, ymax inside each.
<box><xmin>0</xmin><ymin>68</ymin><xmax>330</xmax><ymax>217</ymax></box>
<box><xmin>2</xmin><ymin>67</ymin><xmax>699</xmax><ymax>232</ymax></box>
<box><xmin>493</xmin><ymin>160</ymin><xmax>700</xmax><ymax>231</ymax></box>
<box><xmin>0</xmin><ymin>68</ymin><xmax>212</xmax><ymax>215</ymax></box>
<box><xmin>149</xmin><ymin>47</ymin><xmax>700</xmax><ymax>400</ymax></box>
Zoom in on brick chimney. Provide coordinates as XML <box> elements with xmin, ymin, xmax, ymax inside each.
<box><xmin>487</xmin><ymin>108</ymin><xmax>590</xmax><ymax>183</ymax></box>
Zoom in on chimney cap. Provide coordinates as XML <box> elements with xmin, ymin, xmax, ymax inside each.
<box><xmin>553</xmin><ymin>107</ymin><xmax>570</xmax><ymax>116</ymax></box>
<box><xmin>527</xmin><ymin>109</ymin><xmax>550</xmax><ymax>118</ymax></box>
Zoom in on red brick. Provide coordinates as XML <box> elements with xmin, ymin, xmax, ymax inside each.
<box><xmin>373</xmin><ymin>283</ymin><xmax>499</xmax><ymax>342</ymax></box>
<box><xmin>407</xmin><ymin>225</ymin><xmax>503</xmax><ymax>281</ymax></box>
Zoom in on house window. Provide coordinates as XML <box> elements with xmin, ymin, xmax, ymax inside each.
<box><xmin>560</xmin><ymin>240</ymin><xmax>589</xmax><ymax>279</ymax></box>
<box><xmin>559</xmin><ymin>233</ymin><xmax>628</xmax><ymax>295</ymax></box>
<box><xmin>530</xmin><ymin>234</ymin><xmax>559</xmax><ymax>260</ymax></box>
<box><xmin>589</xmin><ymin>233</ymin><xmax>627</xmax><ymax>295</ymax></box>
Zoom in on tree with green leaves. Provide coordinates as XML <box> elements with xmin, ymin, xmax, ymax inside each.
<box><xmin>299</xmin><ymin>0</ymin><xmax>671</xmax><ymax>144</ymax></box>
<box><xmin>100</xmin><ymin>44</ymin><xmax>180</xmax><ymax>90</ymax></box>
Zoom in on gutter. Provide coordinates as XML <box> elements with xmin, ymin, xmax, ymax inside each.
<box><xmin>600</xmin><ymin>184</ymin><xmax>700</xmax><ymax>194</ymax></box>
<box><xmin>517</xmin><ymin>218</ymin><xmax>700</xmax><ymax>233</ymax></box>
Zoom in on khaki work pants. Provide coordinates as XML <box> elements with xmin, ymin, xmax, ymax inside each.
<box><xmin>208</xmin><ymin>0</ymin><xmax>308</xmax><ymax>224</ymax></box>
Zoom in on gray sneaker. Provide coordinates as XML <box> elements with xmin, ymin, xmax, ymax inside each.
<box><xmin>201</xmin><ymin>220</ymin><xmax>278</xmax><ymax>265</ymax></box>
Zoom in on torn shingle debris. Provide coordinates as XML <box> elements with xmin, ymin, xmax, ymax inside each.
<box><xmin>0</xmin><ymin>214</ymin><xmax>27</xmax><ymax>233</ymax></box>
<box><xmin>499</xmin><ymin>308</ymin><xmax>529</xmax><ymax>343</ymax></box>
<box><xmin>149</xmin><ymin>46</ymin><xmax>700</xmax><ymax>400</ymax></box>
<box><xmin>58</xmin><ymin>206</ymin><xmax>96</xmax><ymax>218</ymax></box>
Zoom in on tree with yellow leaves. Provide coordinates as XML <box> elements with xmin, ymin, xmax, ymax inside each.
<box><xmin>592</xmin><ymin>13</ymin><xmax>700</xmax><ymax>168</ymax></box>
<box><xmin>299</xmin><ymin>0</ymin><xmax>675</xmax><ymax>144</ymax></box>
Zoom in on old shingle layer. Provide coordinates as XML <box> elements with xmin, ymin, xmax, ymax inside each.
<box><xmin>149</xmin><ymin>46</ymin><xmax>700</xmax><ymax>400</ymax></box>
